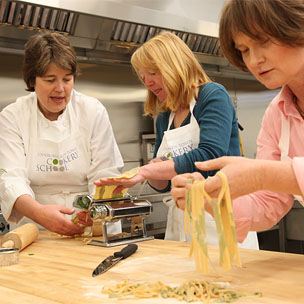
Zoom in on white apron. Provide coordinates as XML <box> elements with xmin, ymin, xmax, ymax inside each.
<box><xmin>157</xmin><ymin>97</ymin><xmax>217</xmax><ymax>242</ymax></box>
<box><xmin>27</xmin><ymin>99</ymin><xmax>90</xmax><ymax>209</ymax></box>
<box><xmin>15</xmin><ymin>97</ymin><xmax>121</xmax><ymax>233</ymax></box>
<box><xmin>279</xmin><ymin>112</ymin><xmax>304</xmax><ymax>205</ymax></box>
<box><xmin>158</xmin><ymin>98</ymin><xmax>259</xmax><ymax>249</ymax></box>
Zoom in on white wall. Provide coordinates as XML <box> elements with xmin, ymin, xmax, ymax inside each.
<box><xmin>213</xmin><ymin>76</ymin><xmax>280</xmax><ymax>159</ymax></box>
<box><xmin>236</xmin><ymin>90</ymin><xmax>279</xmax><ymax>159</ymax></box>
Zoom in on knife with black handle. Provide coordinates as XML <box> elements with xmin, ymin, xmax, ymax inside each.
<box><xmin>92</xmin><ymin>243</ymin><xmax>138</xmax><ymax>277</ymax></box>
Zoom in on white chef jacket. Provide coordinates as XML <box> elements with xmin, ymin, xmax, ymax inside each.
<box><xmin>0</xmin><ymin>89</ymin><xmax>124</xmax><ymax>223</ymax></box>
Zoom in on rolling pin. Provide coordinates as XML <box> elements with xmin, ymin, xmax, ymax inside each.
<box><xmin>1</xmin><ymin>223</ymin><xmax>39</xmax><ymax>251</ymax></box>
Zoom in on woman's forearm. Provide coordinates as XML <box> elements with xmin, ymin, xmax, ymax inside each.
<box><xmin>13</xmin><ymin>194</ymin><xmax>43</xmax><ymax>223</ymax></box>
<box><xmin>261</xmin><ymin>160</ymin><xmax>301</xmax><ymax>195</ymax></box>
<box><xmin>141</xmin><ymin>159</ymin><xmax>177</xmax><ymax>190</ymax></box>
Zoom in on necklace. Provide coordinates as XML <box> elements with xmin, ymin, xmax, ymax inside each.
<box><xmin>293</xmin><ymin>95</ymin><xmax>304</xmax><ymax>119</ymax></box>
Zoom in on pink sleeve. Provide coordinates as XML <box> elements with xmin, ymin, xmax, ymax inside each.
<box><xmin>231</xmin><ymin>93</ymin><xmax>303</xmax><ymax>242</ymax></box>
<box><xmin>233</xmin><ymin>100</ymin><xmax>294</xmax><ymax>242</ymax></box>
<box><xmin>292</xmin><ymin>157</ymin><xmax>304</xmax><ymax>198</ymax></box>
<box><xmin>233</xmin><ymin>191</ymin><xmax>294</xmax><ymax>242</ymax></box>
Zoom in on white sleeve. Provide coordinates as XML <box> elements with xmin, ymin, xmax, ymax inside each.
<box><xmin>0</xmin><ymin>104</ymin><xmax>34</xmax><ymax>223</ymax></box>
<box><xmin>86</xmin><ymin>102</ymin><xmax>124</xmax><ymax>196</ymax></box>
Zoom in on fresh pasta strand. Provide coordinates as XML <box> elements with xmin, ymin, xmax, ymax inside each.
<box><xmin>191</xmin><ymin>180</ymin><xmax>209</xmax><ymax>273</ymax></box>
<box><xmin>184</xmin><ymin>179</ymin><xmax>192</xmax><ymax>235</ymax></box>
<box><xmin>186</xmin><ymin>171</ymin><xmax>242</xmax><ymax>273</ymax></box>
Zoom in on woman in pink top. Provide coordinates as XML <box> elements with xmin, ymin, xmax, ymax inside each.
<box><xmin>170</xmin><ymin>0</ymin><xmax>304</xmax><ymax>242</ymax></box>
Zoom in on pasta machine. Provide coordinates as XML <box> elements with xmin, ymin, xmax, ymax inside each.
<box><xmin>73</xmin><ymin>194</ymin><xmax>154</xmax><ymax>247</ymax></box>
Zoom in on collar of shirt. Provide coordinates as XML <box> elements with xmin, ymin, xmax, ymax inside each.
<box><xmin>278</xmin><ymin>85</ymin><xmax>302</xmax><ymax>120</ymax></box>
<box><xmin>37</xmin><ymin>103</ymin><xmax>71</xmax><ymax>141</ymax></box>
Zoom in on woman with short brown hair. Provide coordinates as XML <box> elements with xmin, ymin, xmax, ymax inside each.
<box><xmin>0</xmin><ymin>32</ymin><xmax>123</xmax><ymax>236</ymax></box>
<box><xmin>23</xmin><ymin>32</ymin><xmax>79</xmax><ymax>91</ymax></box>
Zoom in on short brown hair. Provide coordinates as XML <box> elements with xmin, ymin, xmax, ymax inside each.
<box><xmin>131</xmin><ymin>31</ymin><xmax>210</xmax><ymax>117</ymax></box>
<box><xmin>23</xmin><ymin>32</ymin><xmax>79</xmax><ymax>91</ymax></box>
<box><xmin>219</xmin><ymin>0</ymin><xmax>304</xmax><ymax>71</ymax></box>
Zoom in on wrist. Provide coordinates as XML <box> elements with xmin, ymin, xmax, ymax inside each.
<box><xmin>138</xmin><ymin>165</ymin><xmax>149</xmax><ymax>180</ymax></box>
<box><xmin>254</xmin><ymin>160</ymin><xmax>267</xmax><ymax>192</ymax></box>
<box><xmin>15</xmin><ymin>194</ymin><xmax>42</xmax><ymax>222</ymax></box>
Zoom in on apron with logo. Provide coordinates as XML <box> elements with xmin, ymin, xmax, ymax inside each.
<box><xmin>157</xmin><ymin>97</ymin><xmax>259</xmax><ymax>249</ymax></box>
<box><xmin>27</xmin><ymin>98</ymin><xmax>90</xmax><ymax>209</ymax></box>
<box><xmin>157</xmin><ymin>97</ymin><xmax>217</xmax><ymax>242</ymax></box>
<box><xmin>279</xmin><ymin>112</ymin><xmax>304</xmax><ymax>205</ymax></box>
<box><xmin>16</xmin><ymin>96</ymin><xmax>121</xmax><ymax>233</ymax></box>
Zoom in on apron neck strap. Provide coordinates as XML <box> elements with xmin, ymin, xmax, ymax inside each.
<box><xmin>167</xmin><ymin>97</ymin><xmax>196</xmax><ymax>131</ymax></box>
<box><xmin>278</xmin><ymin>111</ymin><xmax>290</xmax><ymax>159</ymax></box>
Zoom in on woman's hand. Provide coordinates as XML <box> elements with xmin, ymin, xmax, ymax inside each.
<box><xmin>171</xmin><ymin>172</ymin><xmax>204</xmax><ymax>210</ymax></box>
<box><xmin>74</xmin><ymin>211</ymin><xmax>93</xmax><ymax>227</ymax></box>
<box><xmin>94</xmin><ymin>172</ymin><xmax>146</xmax><ymax>195</ymax></box>
<box><xmin>196</xmin><ymin>156</ymin><xmax>264</xmax><ymax>199</ymax></box>
<box><xmin>32</xmin><ymin>204</ymin><xmax>85</xmax><ymax>236</ymax></box>
<box><xmin>171</xmin><ymin>156</ymin><xmax>264</xmax><ymax>210</ymax></box>
<box><xmin>14</xmin><ymin>194</ymin><xmax>84</xmax><ymax>236</ymax></box>
<box><xmin>149</xmin><ymin>157</ymin><xmax>163</xmax><ymax>164</ymax></box>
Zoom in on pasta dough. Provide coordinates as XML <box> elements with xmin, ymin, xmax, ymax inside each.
<box><xmin>94</xmin><ymin>167</ymin><xmax>139</xmax><ymax>200</ymax></box>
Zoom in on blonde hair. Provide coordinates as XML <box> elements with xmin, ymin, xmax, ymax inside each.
<box><xmin>131</xmin><ymin>31</ymin><xmax>210</xmax><ymax>117</ymax></box>
<box><xmin>219</xmin><ymin>0</ymin><xmax>304</xmax><ymax>71</ymax></box>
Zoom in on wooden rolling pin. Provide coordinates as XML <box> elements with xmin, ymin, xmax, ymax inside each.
<box><xmin>1</xmin><ymin>223</ymin><xmax>39</xmax><ymax>251</ymax></box>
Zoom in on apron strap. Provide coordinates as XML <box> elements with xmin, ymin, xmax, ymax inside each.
<box><xmin>278</xmin><ymin>112</ymin><xmax>304</xmax><ymax>204</ymax></box>
<box><xmin>167</xmin><ymin>97</ymin><xmax>197</xmax><ymax>131</ymax></box>
<box><xmin>278</xmin><ymin>111</ymin><xmax>290</xmax><ymax>160</ymax></box>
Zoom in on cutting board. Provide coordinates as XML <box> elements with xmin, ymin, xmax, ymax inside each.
<box><xmin>0</xmin><ymin>231</ymin><xmax>303</xmax><ymax>303</ymax></box>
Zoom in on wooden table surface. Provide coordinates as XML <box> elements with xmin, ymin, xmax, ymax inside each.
<box><xmin>1</xmin><ymin>231</ymin><xmax>303</xmax><ymax>304</ymax></box>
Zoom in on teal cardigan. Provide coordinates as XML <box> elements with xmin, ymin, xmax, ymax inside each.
<box><xmin>153</xmin><ymin>82</ymin><xmax>240</xmax><ymax>192</ymax></box>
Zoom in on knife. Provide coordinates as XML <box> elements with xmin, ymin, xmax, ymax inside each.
<box><xmin>92</xmin><ymin>243</ymin><xmax>138</xmax><ymax>277</ymax></box>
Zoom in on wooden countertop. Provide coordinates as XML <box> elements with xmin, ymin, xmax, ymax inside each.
<box><xmin>1</xmin><ymin>231</ymin><xmax>303</xmax><ymax>304</ymax></box>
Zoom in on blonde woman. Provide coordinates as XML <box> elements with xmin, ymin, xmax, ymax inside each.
<box><xmin>96</xmin><ymin>31</ymin><xmax>258</xmax><ymax>248</ymax></box>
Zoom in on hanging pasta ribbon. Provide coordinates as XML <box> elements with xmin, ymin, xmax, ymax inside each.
<box><xmin>186</xmin><ymin>171</ymin><xmax>242</xmax><ymax>274</ymax></box>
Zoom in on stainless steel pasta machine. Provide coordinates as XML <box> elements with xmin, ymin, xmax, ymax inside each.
<box><xmin>73</xmin><ymin>194</ymin><xmax>154</xmax><ymax>247</ymax></box>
